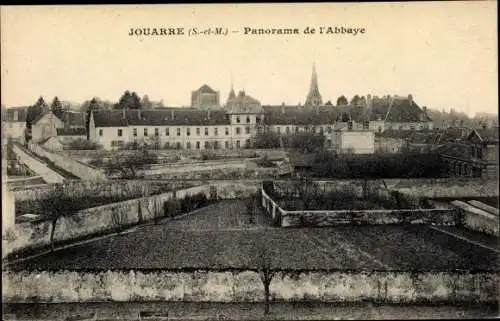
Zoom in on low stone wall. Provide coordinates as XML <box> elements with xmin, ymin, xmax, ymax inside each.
<box><xmin>5</xmin><ymin>185</ymin><xmax>212</xmax><ymax>255</ymax></box>
<box><xmin>2</xmin><ymin>270</ymin><xmax>497</xmax><ymax>304</ymax></box>
<box><xmin>261</xmin><ymin>189</ymin><xmax>458</xmax><ymax>228</ymax></box>
<box><xmin>451</xmin><ymin>201</ymin><xmax>499</xmax><ymax>237</ymax></box>
<box><xmin>28</xmin><ymin>142</ymin><xmax>107</xmax><ymax>181</ymax></box>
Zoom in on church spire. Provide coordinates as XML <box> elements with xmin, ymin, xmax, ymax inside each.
<box><xmin>305</xmin><ymin>63</ymin><xmax>323</xmax><ymax>106</ymax></box>
<box><xmin>227</xmin><ymin>76</ymin><xmax>236</xmax><ymax>102</ymax></box>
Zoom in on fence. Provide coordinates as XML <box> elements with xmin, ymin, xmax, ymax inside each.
<box><xmin>28</xmin><ymin>142</ymin><xmax>107</xmax><ymax>180</ymax></box>
<box><xmin>3</xmin><ymin>269</ymin><xmax>497</xmax><ymax>304</ymax></box>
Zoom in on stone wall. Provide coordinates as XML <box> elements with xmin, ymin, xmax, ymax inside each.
<box><xmin>3</xmin><ymin>270</ymin><xmax>497</xmax><ymax>304</ymax></box>
<box><xmin>28</xmin><ymin>142</ymin><xmax>107</xmax><ymax>180</ymax></box>
<box><xmin>451</xmin><ymin>201</ymin><xmax>499</xmax><ymax>237</ymax></box>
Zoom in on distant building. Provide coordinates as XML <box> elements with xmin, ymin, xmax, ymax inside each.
<box><xmin>331</xmin><ymin>128</ymin><xmax>375</xmax><ymax>154</ymax></box>
<box><xmin>191</xmin><ymin>84</ymin><xmax>220</xmax><ymax>109</ymax></box>
<box><xmin>1</xmin><ymin>107</ymin><xmax>28</xmax><ymax>141</ymax></box>
<box><xmin>304</xmin><ymin>64</ymin><xmax>323</xmax><ymax>106</ymax></box>
<box><xmin>56</xmin><ymin>128</ymin><xmax>87</xmax><ymax>144</ymax></box>
<box><xmin>30</xmin><ymin>110</ymin><xmax>86</xmax><ymax>143</ymax></box>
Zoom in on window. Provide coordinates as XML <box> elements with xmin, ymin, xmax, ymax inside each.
<box><xmin>204</xmin><ymin>127</ymin><xmax>209</xmax><ymax>136</ymax></box>
<box><xmin>295</xmin><ymin>127</ymin><xmax>299</xmax><ymax>133</ymax></box>
<box><xmin>214</xmin><ymin>141</ymin><xmax>219</xmax><ymax>149</ymax></box>
<box><xmin>205</xmin><ymin>141</ymin><xmax>210</xmax><ymax>149</ymax></box>
<box><xmin>236</xmin><ymin>140</ymin><xmax>241</xmax><ymax>148</ymax></box>
<box><xmin>117</xmin><ymin>129</ymin><xmax>123</xmax><ymax>137</ymax></box>
<box><xmin>111</xmin><ymin>140</ymin><xmax>124</xmax><ymax>147</ymax></box>
<box><xmin>154</xmin><ymin>128</ymin><xmax>159</xmax><ymax>136</ymax></box>
<box><xmin>196</xmin><ymin>141</ymin><xmax>200</xmax><ymax>149</ymax></box>
<box><xmin>133</xmin><ymin>128</ymin><xmax>137</xmax><ymax>137</ymax></box>
<box><xmin>214</xmin><ymin>128</ymin><xmax>218</xmax><ymax>136</ymax></box>
<box><xmin>176</xmin><ymin>142</ymin><xmax>181</xmax><ymax>149</ymax></box>
<box><xmin>225</xmin><ymin>141</ymin><xmax>229</xmax><ymax>149</ymax></box>
<box><xmin>165</xmin><ymin>142</ymin><xmax>170</xmax><ymax>148</ymax></box>
<box><xmin>165</xmin><ymin>128</ymin><xmax>170</xmax><ymax>136</ymax></box>
<box><xmin>286</xmin><ymin>127</ymin><xmax>290</xmax><ymax>134</ymax></box>
<box><xmin>177</xmin><ymin>128</ymin><xmax>181</xmax><ymax>136</ymax></box>
<box><xmin>144</xmin><ymin>128</ymin><xmax>148</xmax><ymax>136</ymax></box>
<box><xmin>277</xmin><ymin>127</ymin><xmax>281</xmax><ymax>134</ymax></box>
<box><xmin>196</xmin><ymin>128</ymin><xmax>200</xmax><ymax>136</ymax></box>
<box><xmin>327</xmin><ymin>126</ymin><xmax>332</xmax><ymax>134</ymax></box>
<box><xmin>245</xmin><ymin>126</ymin><xmax>250</xmax><ymax>134</ymax></box>
<box><xmin>327</xmin><ymin>139</ymin><xmax>332</xmax><ymax>147</ymax></box>
<box><xmin>246</xmin><ymin>139</ymin><xmax>250</xmax><ymax>147</ymax></box>
<box><xmin>236</xmin><ymin>127</ymin><xmax>241</xmax><ymax>134</ymax></box>
<box><xmin>187</xmin><ymin>128</ymin><xmax>191</xmax><ymax>136</ymax></box>
<box><xmin>225</xmin><ymin>127</ymin><xmax>229</xmax><ymax>135</ymax></box>
<box><xmin>99</xmin><ymin>129</ymin><xmax>103</xmax><ymax>136</ymax></box>
<box><xmin>246</xmin><ymin>116</ymin><xmax>251</xmax><ymax>123</ymax></box>
<box><xmin>256</xmin><ymin>116</ymin><xmax>261</xmax><ymax>124</ymax></box>
<box><xmin>236</xmin><ymin>116</ymin><xmax>240</xmax><ymax>123</ymax></box>
<box><xmin>186</xmin><ymin>142</ymin><xmax>191</xmax><ymax>149</ymax></box>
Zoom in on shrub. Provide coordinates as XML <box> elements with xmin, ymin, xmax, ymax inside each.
<box><xmin>200</xmin><ymin>150</ymin><xmax>218</xmax><ymax>161</ymax></box>
<box><xmin>164</xmin><ymin>199</ymin><xmax>181</xmax><ymax>218</ymax></box>
<box><xmin>67</xmin><ymin>138</ymin><xmax>102</xmax><ymax>150</ymax></box>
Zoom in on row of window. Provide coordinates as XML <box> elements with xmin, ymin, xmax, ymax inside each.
<box><xmin>100</xmin><ymin>126</ymin><xmax>253</xmax><ymax>138</ymax></box>
<box><xmin>235</xmin><ymin>116</ymin><xmax>255</xmax><ymax>124</ymax></box>
<box><xmin>110</xmin><ymin>140</ymin><xmax>251</xmax><ymax>149</ymax></box>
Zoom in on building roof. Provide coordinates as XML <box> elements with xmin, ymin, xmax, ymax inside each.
<box><xmin>226</xmin><ymin>91</ymin><xmax>262</xmax><ymax>114</ymax></box>
<box><xmin>470</xmin><ymin>127</ymin><xmax>499</xmax><ymax>144</ymax></box>
<box><xmin>194</xmin><ymin>84</ymin><xmax>217</xmax><ymax>94</ymax></box>
<box><xmin>2</xmin><ymin>107</ymin><xmax>29</xmax><ymax>122</ymax></box>
<box><xmin>56</xmin><ymin>127</ymin><xmax>87</xmax><ymax>136</ymax></box>
<box><xmin>433</xmin><ymin>142</ymin><xmax>484</xmax><ymax>163</ymax></box>
<box><xmin>65</xmin><ymin>111</ymin><xmax>85</xmax><ymax>127</ymax></box>
<box><xmin>92</xmin><ymin>108</ymin><xmax>231</xmax><ymax>127</ymax></box>
<box><xmin>376</xmin><ymin>129</ymin><xmax>416</xmax><ymax>140</ymax></box>
<box><xmin>367</xmin><ymin>96</ymin><xmax>432</xmax><ymax>123</ymax></box>
<box><xmin>262</xmin><ymin>105</ymin><xmax>366</xmax><ymax>125</ymax></box>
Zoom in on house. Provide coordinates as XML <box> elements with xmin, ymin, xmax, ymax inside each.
<box><xmin>331</xmin><ymin>128</ymin><xmax>375</xmax><ymax>154</ymax></box>
<box><xmin>466</xmin><ymin>127</ymin><xmax>499</xmax><ymax>178</ymax></box>
<box><xmin>406</xmin><ymin>127</ymin><xmax>469</xmax><ymax>153</ymax></box>
<box><xmin>89</xmin><ymin>90</ymin><xmax>262</xmax><ymax>150</ymax></box>
<box><xmin>374</xmin><ymin>130</ymin><xmax>414</xmax><ymax>153</ymax></box>
<box><xmin>1</xmin><ymin>107</ymin><xmax>28</xmax><ymax>141</ymax></box>
<box><xmin>434</xmin><ymin>143</ymin><xmax>485</xmax><ymax>178</ymax></box>
<box><xmin>40</xmin><ymin>136</ymin><xmax>64</xmax><ymax>152</ymax></box>
<box><xmin>31</xmin><ymin>110</ymin><xmax>65</xmax><ymax>142</ymax></box>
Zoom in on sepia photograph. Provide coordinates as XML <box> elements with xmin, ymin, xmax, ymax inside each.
<box><xmin>1</xmin><ymin>2</ymin><xmax>498</xmax><ymax>320</ymax></box>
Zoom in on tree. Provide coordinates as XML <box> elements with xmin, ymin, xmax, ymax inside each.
<box><xmin>336</xmin><ymin>95</ymin><xmax>348</xmax><ymax>106</ymax></box>
<box><xmin>99</xmin><ymin>149</ymin><xmax>158</xmax><ymax>179</ymax></box>
<box><xmin>141</xmin><ymin>95</ymin><xmax>153</xmax><ymax>109</ymax></box>
<box><xmin>283</xmin><ymin>132</ymin><xmax>325</xmax><ymax>153</ymax></box>
<box><xmin>350</xmin><ymin>95</ymin><xmax>361</xmax><ymax>106</ymax></box>
<box><xmin>37</xmin><ymin>184</ymin><xmax>83</xmax><ymax>251</ymax></box>
<box><xmin>50</xmin><ymin>96</ymin><xmax>64</xmax><ymax>120</ymax></box>
<box><xmin>252</xmin><ymin>131</ymin><xmax>281</xmax><ymax>149</ymax></box>
<box><xmin>115</xmin><ymin>91</ymin><xmax>142</xmax><ymax>109</ymax></box>
<box><xmin>257</xmin><ymin>243</ymin><xmax>276</xmax><ymax>315</ymax></box>
<box><xmin>25</xmin><ymin>97</ymin><xmax>48</xmax><ymax>139</ymax></box>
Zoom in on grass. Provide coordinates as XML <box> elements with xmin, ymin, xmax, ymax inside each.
<box><xmin>8</xmin><ymin>200</ymin><xmax>498</xmax><ymax>272</ymax></box>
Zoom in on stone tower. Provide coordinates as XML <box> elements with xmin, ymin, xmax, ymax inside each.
<box><xmin>305</xmin><ymin>63</ymin><xmax>323</xmax><ymax>106</ymax></box>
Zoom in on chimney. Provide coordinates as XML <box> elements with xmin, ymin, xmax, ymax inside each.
<box><xmin>13</xmin><ymin>110</ymin><xmax>18</xmax><ymax>121</ymax></box>
<box><xmin>171</xmin><ymin>109</ymin><xmax>175</xmax><ymax>120</ymax></box>
<box><xmin>408</xmin><ymin>94</ymin><xmax>413</xmax><ymax>105</ymax></box>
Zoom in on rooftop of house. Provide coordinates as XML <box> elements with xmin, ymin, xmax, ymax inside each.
<box><xmin>56</xmin><ymin>127</ymin><xmax>87</xmax><ymax>136</ymax></box>
<box><xmin>2</xmin><ymin>107</ymin><xmax>29</xmax><ymax>122</ymax></box>
<box><xmin>262</xmin><ymin>105</ymin><xmax>366</xmax><ymax>125</ymax></box>
<box><xmin>367</xmin><ymin>95</ymin><xmax>432</xmax><ymax>123</ymax></box>
<box><xmin>92</xmin><ymin>108</ymin><xmax>231</xmax><ymax>127</ymax></box>
<box><xmin>470</xmin><ymin>127</ymin><xmax>499</xmax><ymax>144</ymax></box>
<box><xmin>226</xmin><ymin>91</ymin><xmax>262</xmax><ymax>114</ymax></box>
<box><xmin>433</xmin><ymin>142</ymin><xmax>485</xmax><ymax>163</ymax></box>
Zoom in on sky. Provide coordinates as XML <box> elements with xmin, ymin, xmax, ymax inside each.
<box><xmin>1</xmin><ymin>2</ymin><xmax>497</xmax><ymax>116</ymax></box>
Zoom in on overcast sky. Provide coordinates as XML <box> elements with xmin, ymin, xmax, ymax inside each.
<box><xmin>1</xmin><ymin>2</ymin><xmax>497</xmax><ymax>116</ymax></box>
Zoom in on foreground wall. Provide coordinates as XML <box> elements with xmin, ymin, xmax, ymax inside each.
<box><xmin>3</xmin><ymin>270</ymin><xmax>497</xmax><ymax>304</ymax></box>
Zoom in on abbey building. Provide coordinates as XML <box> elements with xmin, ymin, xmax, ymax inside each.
<box><xmin>87</xmin><ymin>65</ymin><xmax>433</xmax><ymax>152</ymax></box>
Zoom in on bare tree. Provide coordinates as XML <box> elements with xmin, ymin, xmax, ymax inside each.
<box><xmin>257</xmin><ymin>243</ymin><xmax>276</xmax><ymax>315</ymax></box>
<box><xmin>36</xmin><ymin>184</ymin><xmax>83</xmax><ymax>251</ymax></box>
<box><xmin>102</xmin><ymin>149</ymin><xmax>158</xmax><ymax>179</ymax></box>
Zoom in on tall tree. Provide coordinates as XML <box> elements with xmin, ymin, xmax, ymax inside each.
<box><xmin>350</xmin><ymin>95</ymin><xmax>361</xmax><ymax>106</ymax></box>
<box><xmin>336</xmin><ymin>95</ymin><xmax>348</xmax><ymax>106</ymax></box>
<box><xmin>115</xmin><ymin>90</ymin><xmax>142</xmax><ymax>109</ymax></box>
<box><xmin>26</xmin><ymin>96</ymin><xmax>48</xmax><ymax>135</ymax></box>
<box><xmin>51</xmin><ymin>96</ymin><xmax>64</xmax><ymax>120</ymax></box>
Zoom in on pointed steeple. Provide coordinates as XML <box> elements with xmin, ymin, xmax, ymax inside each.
<box><xmin>305</xmin><ymin>63</ymin><xmax>323</xmax><ymax>106</ymax></box>
<box><xmin>227</xmin><ymin>77</ymin><xmax>236</xmax><ymax>102</ymax></box>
